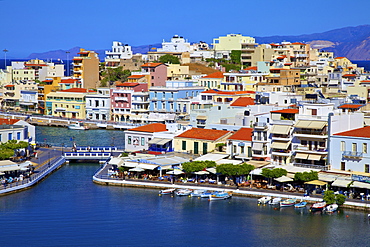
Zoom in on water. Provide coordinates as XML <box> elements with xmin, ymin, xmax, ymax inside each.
<box><xmin>36</xmin><ymin>126</ymin><xmax>125</xmax><ymax>149</ymax></box>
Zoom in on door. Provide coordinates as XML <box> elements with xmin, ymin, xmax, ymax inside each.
<box><xmin>194</xmin><ymin>142</ymin><xmax>199</xmax><ymax>155</ymax></box>
<box><xmin>203</xmin><ymin>143</ymin><xmax>208</xmax><ymax>155</ymax></box>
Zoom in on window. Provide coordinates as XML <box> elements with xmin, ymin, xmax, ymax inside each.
<box><xmin>352</xmin><ymin>143</ymin><xmax>357</xmax><ymax>152</ymax></box>
<box><xmin>341</xmin><ymin>141</ymin><xmax>345</xmax><ymax>151</ymax></box>
<box><xmin>8</xmin><ymin>133</ymin><xmax>12</xmax><ymax>141</ymax></box>
<box><xmin>182</xmin><ymin>141</ymin><xmax>186</xmax><ymax>150</ymax></box>
<box><xmin>128</xmin><ymin>136</ymin><xmax>132</xmax><ymax>144</ymax></box>
<box><xmin>240</xmin><ymin>146</ymin><xmax>245</xmax><ymax>154</ymax></box>
<box><xmin>301</xmin><ymin>140</ymin><xmax>307</xmax><ymax>146</ymax></box>
<box><xmin>141</xmin><ymin>137</ymin><xmax>145</xmax><ymax>146</ymax></box>
<box><xmin>17</xmin><ymin>132</ymin><xmax>21</xmax><ymax>140</ymax></box>
<box><xmin>365</xmin><ymin>164</ymin><xmax>370</xmax><ymax>173</ymax></box>
<box><xmin>341</xmin><ymin>162</ymin><xmax>345</xmax><ymax>171</ymax></box>
<box><xmin>363</xmin><ymin>143</ymin><xmax>367</xmax><ymax>154</ymax></box>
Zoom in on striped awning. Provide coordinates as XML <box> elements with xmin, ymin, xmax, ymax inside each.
<box><xmin>295</xmin><ymin>120</ymin><xmax>326</xmax><ymax>129</ymax></box>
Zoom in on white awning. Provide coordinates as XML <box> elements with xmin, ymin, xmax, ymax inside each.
<box><xmin>295</xmin><ymin>120</ymin><xmax>326</xmax><ymax>129</ymax></box>
<box><xmin>352</xmin><ymin>181</ymin><xmax>370</xmax><ymax>190</ymax></box>
<box><xmin>196</xmin><ymin>115</ymin><xmax>207</xmax><ymax>120</ymax></box>
<box><xmin>194</xmin><ymin>153</ymin><xmax>229</xmax><ymax>162</ymax></box>
<box><xmin>271</xmin><ymin>125</ymin><xmax>290</xmax><ymax>134</ymax></box>
<box><xmin>271</xmin><ymin>141</ymin><xmax>290</xmax><ymax>149</ymax></box>
<box><xmin>307</xmin><ymin>154</ymin><xmax>322</xmax><ymax>161</ymax></box>
<box><xmin>137</xmin><ymin>164</ymin><xmax>159</xmax><ymax>170</ymax></box>
<box><xmin>332</xmin><ymin>179</ymin><xmax>351</xmax><ymax>187</ymax></box>
<box><xmin>275</xmin><ymin>175</ymin><xmax>293</xmax><ymax>183</ymax></box>
<box><xmin>252</xmin><ymin>142</ymin><xmax>263</xmax><ymax>151</ymax></box>
<box><xmin>295</xmin><ymin>153</ymin><xmax>308</xmax><ymax>159</ymax></box>
<box><xmin>109</xmin><ymin>157</ymin><xmax>123</xmax><ymax>165</ymax></box>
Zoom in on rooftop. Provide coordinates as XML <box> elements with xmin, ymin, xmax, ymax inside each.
<box><xmin>176</xmin><ymin>128</ymin><xmax>231</xmax><ymax>141</ymax></box>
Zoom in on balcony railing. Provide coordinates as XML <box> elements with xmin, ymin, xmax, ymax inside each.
<box><xmin>294</xmin><ymin>130</ymin><xmax>327</xmax><ymax>135</ymax></box>
<box><xmin>253</xmin><ymin>122</ymin><xmax>267</xmax><ymax>128</ymax></box>
<box><xmin>342</xmin><ymin>151</ymin><xmax>363</xmax><ymax>159</ymax></box>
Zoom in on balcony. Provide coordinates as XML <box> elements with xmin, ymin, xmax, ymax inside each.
<box><xmin>342</xmin><ymin>151</ymin><xmax>363</xmax><ymax>159</ymax></box>
<box><xmin>294</xmin><ymin>145</ymin><xmax>328</xmax><ymax>154</ymax></box>
<box><xmin>115</xmin><ymin>97</ymin><xmax>128</xmax><ymax>101</ymax></box>
<box><xmin>253</xmin><ymin>122</ymin><xmax>268</xmax><ymax>129</ymax></box>
<box><xmin>294</xmin><ymin>130</ymin><xmax>328</xmax><ymax>139</ymax></box>
<box><xmin>271</xmin><ymin>150</ymin><xmax>292</xmax><ymax>157</ymax></box>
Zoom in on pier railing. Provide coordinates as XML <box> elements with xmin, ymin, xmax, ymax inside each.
<box><xmin>0</xmin><ymin>156</ymin><xmax>66</xmax><ymax>194</ymax></box>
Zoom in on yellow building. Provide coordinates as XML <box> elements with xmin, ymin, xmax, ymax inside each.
<box><xmin>46</xmin><ymin>88</ymin><xmax>94</xmax><ymax>119</ymax></box>
<box><xmin>198</xmin><ymin>72</ymin><xmax>224</xmax><ymax>89</ymax></box>
<box><xmin>167</xmin><ymin>64</ymin><xmax>190</xmax><ymax>80</ymax></box>
<box><xmin>213</xmin><ymin>34</ymin><xmax>255</xmax><ymax>59</ymax></box>
<box><xmin>72</xmin><ymin>49</ymin><xmax>100</xmax><ymax>90</ymax></box>
<box><xmin>174</xmin><ymin>128</ymin><xmax>233</xmax><ymax>155</ymax></box>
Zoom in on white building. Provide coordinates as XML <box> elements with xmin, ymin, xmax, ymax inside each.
<box><xmin>157</xmin><ymin>35</ymin><xmax>191</xmax><ymax>53</ymax></box>
<box><xmin>105</xmin><ymin>41</ymin><xmax>133</xmax><ymax>67</ymax></box>
<box><xmin>85</xmin><ymin>88</ymin><xmax>111</xmax><ymax>121</ymax></box>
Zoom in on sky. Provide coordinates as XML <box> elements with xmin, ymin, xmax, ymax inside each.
<box><xmin>1</xmin><ymin>0</ymin><xmax>370</xmax><ymax>58</ymax></box>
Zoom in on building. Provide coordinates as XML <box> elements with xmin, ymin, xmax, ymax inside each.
<box><xmin>198</xmin><ymin>72</ymin><xmax>224</xmax><ymax>90</ymax></box>
<box><xmin>131</xmin><ymin>63</ymin><xmax>167</xmax><ymax>88</ymax></box>
<box><xmin>226</xmin><ymin>127</ymin><xmax>253</xmax><ymax>160</ymax></box>
<box><xmin>2</xmin><ymin>82</ymin><xmax>38</xmax><ymax>112</ymax></box>
<box><xmin>72</xmin><ymin>49</ymin><xmax>100</xmax><ymax>89</ymax></box>
<box><xmin>0</xmin><ymin>118</ymin><xmax>36</xmax><ymax>143</ymax></box>
<box><xmin>105</xmin><ymin>41</ymin><xmax>133</xmax><ymax>68</ymax></box>
<box><xmin>86</xmin><ymin>88</ymin><xmax>111</xmax><ymax>121</ymax></box>
<box><xmin>212</xmin><ymin>34</ymin><xmax>255</xmax><ymax>59</ymax></box>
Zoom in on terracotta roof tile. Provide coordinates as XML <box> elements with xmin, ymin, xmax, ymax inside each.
<box><xmin>128</xmin><ymin>75</ymin><xmax>145</xmax><ymax>79</ymax></box>
<box><xmin>176</xmin><ymin>128</ymin><xmax>231</xmax><ymax>141</ymax></box>
<box><xmin>335</xmin><ymin>57</ymin><xmax>346</xmax><ymax>59</ymax></box>
<box><xmin>116</xmin><ymin>82</ymin><xmax>139</xmax><ymax>87</ymax></box>
<box><xmin>202</xmin><ymin>71</ymin><xmax>224</xmax><ymax>79</ymax></box>
<box><xmin>141</xmin><ymin>63</ymin><xmax>164</xmax><ymax>68</ymax></box>
<box><xmin>59</xmin><ymin>88</ymin><xmax>94</xmax><ymax>93</ymax></box>
<box><xmin>338</xmin><ymin>104</ymin><xmax>364</xmax><ymax>109</ymax></box>
<box><xmin>271</xmin><ymin>109</ymin><xmax>299</xmax><ymax>114</ymax></box>
<box><xmin>342</xmin><ymin>74</ymin><xmax>356</xmax><ymax>77</ymax></box>
<box><xmin>129</xmin><ymin>123</ymin><xmax>167</xmax><ymax>133</ymax></box>
<box><xmin>4</xmin><ymin>85</ymin><xmax>14</xmax><ymax>88</ymax></box>
<box><xmin>228</xmin><ymin>128</ymin><xmax>253</xmax><ymax>141</ymax></box>
<box><xmin>244</xmin><ymin>66</ymin><xmax>257</xmax><ymax>71</ymax></box>
<box><xmin>0</xmin><ymin>118</ymin><xmax>20</xmax><ymax>125</ymax></box>
<box><xmin>60</xmin><ymin>79</ymin><xmax>78</xmax><ymax>84</ymax></box>
<box><xmin>334</xmin><ymin>126</ymin><xmax>370</xmax><ymax>138</ymax></box>
<box><xmin>230</xmin><ymin>97</ymin><xmax>255</xmax><ymax>107</ymax></box>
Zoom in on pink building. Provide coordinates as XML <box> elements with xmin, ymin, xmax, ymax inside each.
<box><xmin>141</xmin><ymin>63</ymin><xmax>167</xmax><ymax>87</ymax></box>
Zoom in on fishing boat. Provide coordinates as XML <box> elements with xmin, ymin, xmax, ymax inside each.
<box><xmin>268</xmin><ymin>197</ymin><xmax>282</xmax><ymax>205</ymax></box>
<box><xmin>209</xmin><ymin>191</ymin><xmax>232</xmax><ymax>201</ymax></box>
<box><xmin>200</xmin><ymin>191</ymin><xmax>214</xmax><ymax>198</ymax></box>
<box><xmin>310</xmin><ymin>202</ymin><xmax>326</xmax><ymax>211</ymax></box>
<box><xmin>159</xmin><ymin>188</ymin><xmax>176</xmax><ymax>195</ymax></box>
<box><xmin>258</xmin><ymin>196</ymin><xmax>272</xmax><ymax>204</ymax></box>
<box><xmin>325</xmin><ymin>203</ymin><xmax>338</xmax><ymax>213</ymax></box>
<box><xmin>280</xmin><ymin>198</ymin><xmax>296</xmax><ymax>207</ymax></box>
<box><xmin>68</xmin><ymin>122</ymin><xmax>88</xmax><ymax>130</ymax></box>
<box><xmin>190</xmin><ymin>189</ymin><xmax>205</xmax><ymax>197</ymax></box>
<box><xmin>175</xmin><ymin>189</ymin><xmax>192</xmax><ymax>196</ymax></box>
<box><xmin>294</xmin><ymin>200</ymin><xmax>307</xmax><ymax>208</ymax></box>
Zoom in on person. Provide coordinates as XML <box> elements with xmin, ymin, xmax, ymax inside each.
<box><xmin>87</xmin><ymin>146</ymin><xmax>91</xmax><ymax>152</ymax></box>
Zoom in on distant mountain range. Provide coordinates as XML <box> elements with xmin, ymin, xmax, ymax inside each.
<box><xmin>27</xmin><ymin>25</ymin><xmax>370</xmax><ymax>61</ymax></box>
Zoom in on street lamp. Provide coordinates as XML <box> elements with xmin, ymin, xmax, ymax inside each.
<box><xmin>66</xmin><ymin>51</ymin><xmax>70</xmax><ymax>77</ymax></box>
<box><xmin>3</xmin><ymin>49</ymin><xmax>8</xmax><ymax>69</ymax></box>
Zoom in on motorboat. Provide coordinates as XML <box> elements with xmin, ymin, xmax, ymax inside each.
<box><xmin>310</xmin><ymin>202</ymin><xmax>326</xmax><ymax>211</ymax></box>
<box><xmin>159</xmin><ymin>188</ymin><xmax>176</xmax><ymax>195</ymax></box>
<box><xmin>68</xmin><ymin>122</ymin><xmax>88</xmax><ymax>130</ymax></box>
<box><xmin>280</xmin><ymin>198</ymin><xmax>297</xmax><ymax>207</ymax></box>
<box><xmin>200</xmin><ymin>191</ymin><xmax>214</xmax><ymax>198</ymax></box>
<box><xmin>209</xmin><ymin>191</ymin><xmax>232</xmax><ymax>201</ymax></box>
<box><xmin>258</xmin><ymin>196</ymin><xmax>272</xmax><ymax>204</ymax></box>
<box><xmin>175</xmin><ymin>189</ymin><xmax>192</xmax><ymax>196</ymax></box>
<box><xmin>325</xmin><ymin>203</ymin><xmax>338</xmax><ymax>213</ymax></box>
<box><xmin>268</xmin><ymin>197</ymin><xmax>282</xmax><ymax>205</ymax></box>
<box><xmin>294</xmin><ymin>200</ymin><xmax>307</xmax><ymax>208</ymax></box>
<box><xmin>190</xmin><ymin>189</ymin><xmax>205</xmax><ymax>197</ymax></box>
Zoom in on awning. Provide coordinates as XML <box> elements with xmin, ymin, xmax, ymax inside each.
<box><xmin>194</xmin><ymin>170</ymin><xmax>209</xmax><ymax>175</ymax></box>
<box><xmin>352</xmin><ymin>181</ymin><xmax>370</xmax><ymax>190</ymax></box>
<box><xmin>271</xmin><ymin>141</ymin><xmax>290</xmax><ymax>149</ymax></box>
<box><xmin>295</xmin><ymin>120</ymin><xmax>326</xmax><ymax>129</ymax></box>
<box><xmin>157</xmin><ymin>138</ymin><xmax>171</xmax><ymax>145</ymax></box>
<box><xmin>196</xmin><ymin>115</ymin><xmax>207</xmax><ymax>120</ymax></box>
<box><xmin>129</xmin><ymin>167</ymin><xmax>144</xmax><ymax>172</ymax></box>
<box><xmin>332</xmin><ymin>179</ymin><xmax>352</xmax><ymax>187</ymax></box>
<box><xmin>252</xmin><ymin>142</ymin><xmax>263</xmax><ymax>151</ymax></box>
<box><xmin>295</xmin><ymin>153</ymin><xmax>308</xmax><ymax>159</ymax></box>
<box><xmin>271</xmin><ymin>125</ymin><xmax>290</xmax><ymax>134</ymax></box>
<box><xmin>137</xmin><ymin>164</ymin><xmax>159</xmax><ymax>170</ymax></box>
<box><xmin>307</xmin><ymin>154</ymin><xmax>322</xmax><ymax>161</ymax></box>
<box><xmin>275</xmin><ymin>175</ymin><xmax>293</xmax><ymax>183</ymax></box>
<box><xmin>304</xmin><ymin>180</ymin><xmax>327</xmax><ymax>186</ymax></box>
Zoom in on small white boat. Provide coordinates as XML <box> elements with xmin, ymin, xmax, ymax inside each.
<box><xmin>68</xmin><ymin>122</ymin><xmax>88</xmax><ymax>130</ymax></box>
<box><xmin>175</xmin><ymin>189</ymin><xmax>192</xmax><ymax>196</ymax></box>
<box><xmin>200</xmin><ymin>191</ymin><xmax>214</xmax><ymax>198</ymax></box>
<box><xmin>280</xmin><ymin>198</ymin><xmax>296</xmax><ymax>207</ymax></box>
<box><xmin>325</xmin><ymin>203</ymin><xmax>338</xmax><ymax>213</ymax></box>
<box><xmin>209</xmin><ymin>191</ymin><xmax>232</xmax><ymax>201</ymax></box>
<box><xmin>268</xmin><ymin>197</ymin><xmax>282</xmax><ymax>205</ymax></box>
<box><xmin>159</xmin><ymin>188</ymin><xmax>176</xmax><ymax>195</ymax></box>
<box><xmin>311</xmin><ymin>202</ymin><xmax>326</xmax><ymax>211</ymax></box>
<box><xmin>258</xmin><ymin>196</ymin><xmax>272</xmax><ymax>204</ymax></box>
<box><xmin>190</xmin><ymin>190</ymin><xmax>205</xmax><ymax>197</ymax></box>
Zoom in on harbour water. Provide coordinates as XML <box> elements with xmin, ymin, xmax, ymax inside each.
<box><xmin>0</xmin><ymin>126</ymin><xmax>368</xmax><ymax>246</ymax></box>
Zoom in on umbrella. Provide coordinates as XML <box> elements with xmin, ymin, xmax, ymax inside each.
<box><xmin>129</xmin><ymin>167</ymin><xmax>145</xmax><ymax>172</ymax></box>
<box><xmin>194</xmin><ymin>171</ymin><xmax>209</xmax><ymax>175</ymax></box>
<box><xmin>275</xmin><ymin>175</ymin><xmax>293</xmax><ymax>183</ymax></box>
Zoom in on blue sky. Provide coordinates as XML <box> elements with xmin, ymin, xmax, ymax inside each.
<box><xmin>1</xmin><ymin>0</ymin><xmax>369</xmax><ymax>58</ymax></box>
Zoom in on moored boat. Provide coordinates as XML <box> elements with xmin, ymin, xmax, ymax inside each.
<box><xmin>310</xmin><ymin>202</ymin><xmax>326</xmax><ymax>211</ymax></box>
<box><xmin>294</xmin><ymin>201</ymin><xmax>307</xmax><ymax>208</ymax></box>
<box><xmin>325</xmin><ymin>203</ymin><xmax>338</xmax><ymax>213</ymax></box>
<box><xmin>175</xmin><ymin>189</ymin><xmax>192</xmax><ymax>196</ymax></box>
<box><xmin>190</xmin><ymin>189</ymin><xmax>205</xmax><ymax>197</ymax></box>
<box><xmin>200</xmin><ymin>191</ymin><xmax>214</xmax><ymax>198</ymax></box>
<box><xmin>280</xmin><ymin>198</ymin><xmax>296</xmax><ymax>207</ymax></box>
<box><xmin>68</xmin><ymin>122</ymin><xmax>88</xmax><ymax>130</ymax></box>
<box><xmin>159</xmin><ymin>188</ymin><xmax>176</xmax><ymax>195</ymax></box>
<box><xmin>209</xmin><ymin>191</ymin><xmax>232</xmax><ymax>201</ymax></box>
<box><xmin>268</xmin><ymin>197</ymin><xmax>282</xmax><ymax>205</ymax></box>
<box><xmin>258</xmin><ymin>196</ymin><xmax>272</xmax><ymax>204</ymax></box>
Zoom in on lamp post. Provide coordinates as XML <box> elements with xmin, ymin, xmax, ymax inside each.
<box><xmin>3</xmin><ymin>49</ymin><xmax>8</xmax><ymax>69</ymax></box>
<box><xmin>66</xmin><ymin>51</ymin><xmax>70</xmax><ymax>77</ymax></box>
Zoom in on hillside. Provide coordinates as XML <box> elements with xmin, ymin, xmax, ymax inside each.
<box><xmin>183</xmin><ymin>63</ymin><xmax>219</xmax><ymax>75</ymax></box>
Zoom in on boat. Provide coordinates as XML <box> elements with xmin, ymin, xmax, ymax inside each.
<box><xmin>159</xmin><ymin>188</ymin><xmax>176</xmax><ymax>195</ymax></box>
<box><xmin>209</xmin><ymin>191</ymin><xmax>232</xmax><ymax>201</ymax></box>
<box><xmin>310</xmin><ymin>202</ymin><xmax>326</xmax><ymax>211</ymax></box>
<box><xmin>294</xmin><ymin>200</ymin><xmax>307</xmax><ymax>208</ymax></box>
<box><xmin>258</xmin><ymin>196</ymin><xmax>272</xmax><ymax>204</ymax></box>
<box><xmin>268</xmin><ymin>197</ymin><xmax>282</xmax><ymax>205</ymax></box>
<box><xmin>190</xmin><ymin>189</ymin><xmax>205</xmax><ymax>197</ymax></box>
<box><xmin>280</xmin><ymin>198</ymin><xmax>296</xmax><ymax>207</ymax></box>
<box><xmin>200</xmin><ymin>191</ymin><xmax>214</xmax><ymax>198</ymax></box>
<box><xmin>325</xmin><ymin>204</ymin><xmax>338</xmax><ymax>213</ymax></box>
<box><xmin>175</xmin><ymin>189</ymin><xmax>192</xmax><ymax>196</ymax></box>
<box><xmin>68</xmin><ymin>122</ymin><xmax>88</xmax><ymax>130</ymax></box>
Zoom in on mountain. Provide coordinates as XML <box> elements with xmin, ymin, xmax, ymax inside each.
<box><xmin>27</xmin><ymin>25</ymin><xmax>370</xmax><ymax>60</ymax></box>
<box><xmin>255</xmin><ymin>25</ymin><xmax>370</xmax><ymax>60</ymax></box>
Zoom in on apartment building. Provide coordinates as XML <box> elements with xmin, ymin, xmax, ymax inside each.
<box><xmin>105</xmin><ymin>41</ymin><xmax>133</xmax><ymax>68</ymax></box>
<box><xmin>72</xmin><ymin>49</ymin><xmax>99</xmax><ymax>89</ymax></box>
<box><xmin>86</xmin><ymin>88</ymin><xmax>111</xmax><ymax>121</ymax></box>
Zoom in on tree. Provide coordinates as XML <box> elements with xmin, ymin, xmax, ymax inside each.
<box><xmin>182</xmin><ymin>160</ymin><xmax>216</xmax><ymax>174</ymax></box>
<box><xmin>323</xmin><ymin>190</ymin><xmax>346</xmax><ymax>205</ymax></box>
<box><xmin>230</xmin><ymin>50</ymin><xmax>241</xmax><ymax>64</ymax></box>
<box><xmin>100</xmin><ymin>67</ymin><xmax>131</xmax><ymax>86</ymax></box>
<box><xmin>294</xmin><ymin>171</ymin><xmax>319</xmax><ymax>182</ymax></box>
<box><xmin>261</xmin><ymin>168</ymin><xmax>288</xmax><ymax>184</ymax></box>
<box><xmin>0</xmin><ymin>140</ymin><xmax>29</xmax><ymax>160</ymax></box>
<box><xmin>159</xmin><ymin>54</ymin><xmax>180</xmax><ymax>64</ymax></box>
<box><xmin>216</xmin><ymin>163</ymin><xmax>254</xmax><ymax>185</ymax></box>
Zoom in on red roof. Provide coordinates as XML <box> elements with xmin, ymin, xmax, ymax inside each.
<box><xmin>202</xmin><ymin>71</ymin><xmax>224</xmax><ymax>79</ymax></box>
<box><xmin>335</xmin><ymin>57</ymin><xmax>346</xmax><ymax>59</ymax></box>
<box><xmin>72</xmin><ymin>58</ymin><xmax>83</xmax><ymax>61</ymax></box>
<box><xmin>342</xmin><ymin>74</ymin><xmax>356</xmax><ymax>77</ymax></box>
<box><xmin>277</xmin><ymin>55</ymin><xmax>287</xmax><ymax>60</ymax></box>
<box><xmin>116</xmin><ymin>82</ymin><xmax>139</xmax><ymax>87</ymax></box>
<box><xmin>176</xmin><ymin>128</ymin><xmax>231</xmax><ymax>141</ymax></box>
<box><xmin>141</xmin><ymin>63</ymin><xmax>164</xmax><ymax>68</ymax></box>
<box><xmin>60</xmin><ymin>79</ymin><xmax>78</xmax><ymax>84</ymax></box>
<box><xmin>361</xmin><ymin>80</ymin><xmax>370</xmax><ymax>83</ymax></box>
<box><xmin>291</xmin><ymin>42</ymin><xmax>306</xmax><ymax>45</ymax></box>
<box><xmin>338</xmin><ymin>104</ymin><xmax>364</xmax><ymax>109</ymax></box>
<box><xmin>0</xmin><ymin>118</ymin><xmax>20</xmax><ymax>125</ymax></box>
<box><xmin>284</xmin><ymin>63</ymin><xmax>292</xmax><ymax>66</ymax></box>
<box><xmin>4</xmin><ymin>85</ymin><xmax>14</xmax><ymax>88</ymax></box>
<box><xmin>271</xmin><ymin>109</ymin><xmax>299</xmax><ymax>114</ymax></box>
<box><xmin>78</xmin><ymin>51</ymin><xmax>89</xmax><ymax>54</ymax></box>
<box><xmin>129</xmin><ymin>123</ymin><xmax>167</xmax><ymax>133</ymax></box>
<box><xmin>228</xmin><ymin>128</ymin><xmax>253</xmax><ymax>141</ymax></box>
<box><xmin>43</xmin><ymin>79</ymin><xmax>53</xmax><ymax>82</ymax></box>
<box><xmin>128</xmin><ymin>75</ymin><xmax>145</xmax><ymax>79</ymax></box>
<box><xmin>244</xmin><ymin>66</ymin><xmax>257</xmax><ymax>71</ymax></box>
<box><xmin>230</xmin><ymin>97</ymin><xmax>255</xmax><ymax>107</ymax></box>
<box><xmin>59</xmin><ymin>88</ymin><xmax>94</xmax><ymax>93</ymax></box>
<box><xmin>334</xmin><ymin>126</ymin><xmax>370</xmax><ymax>138</ymax></box>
